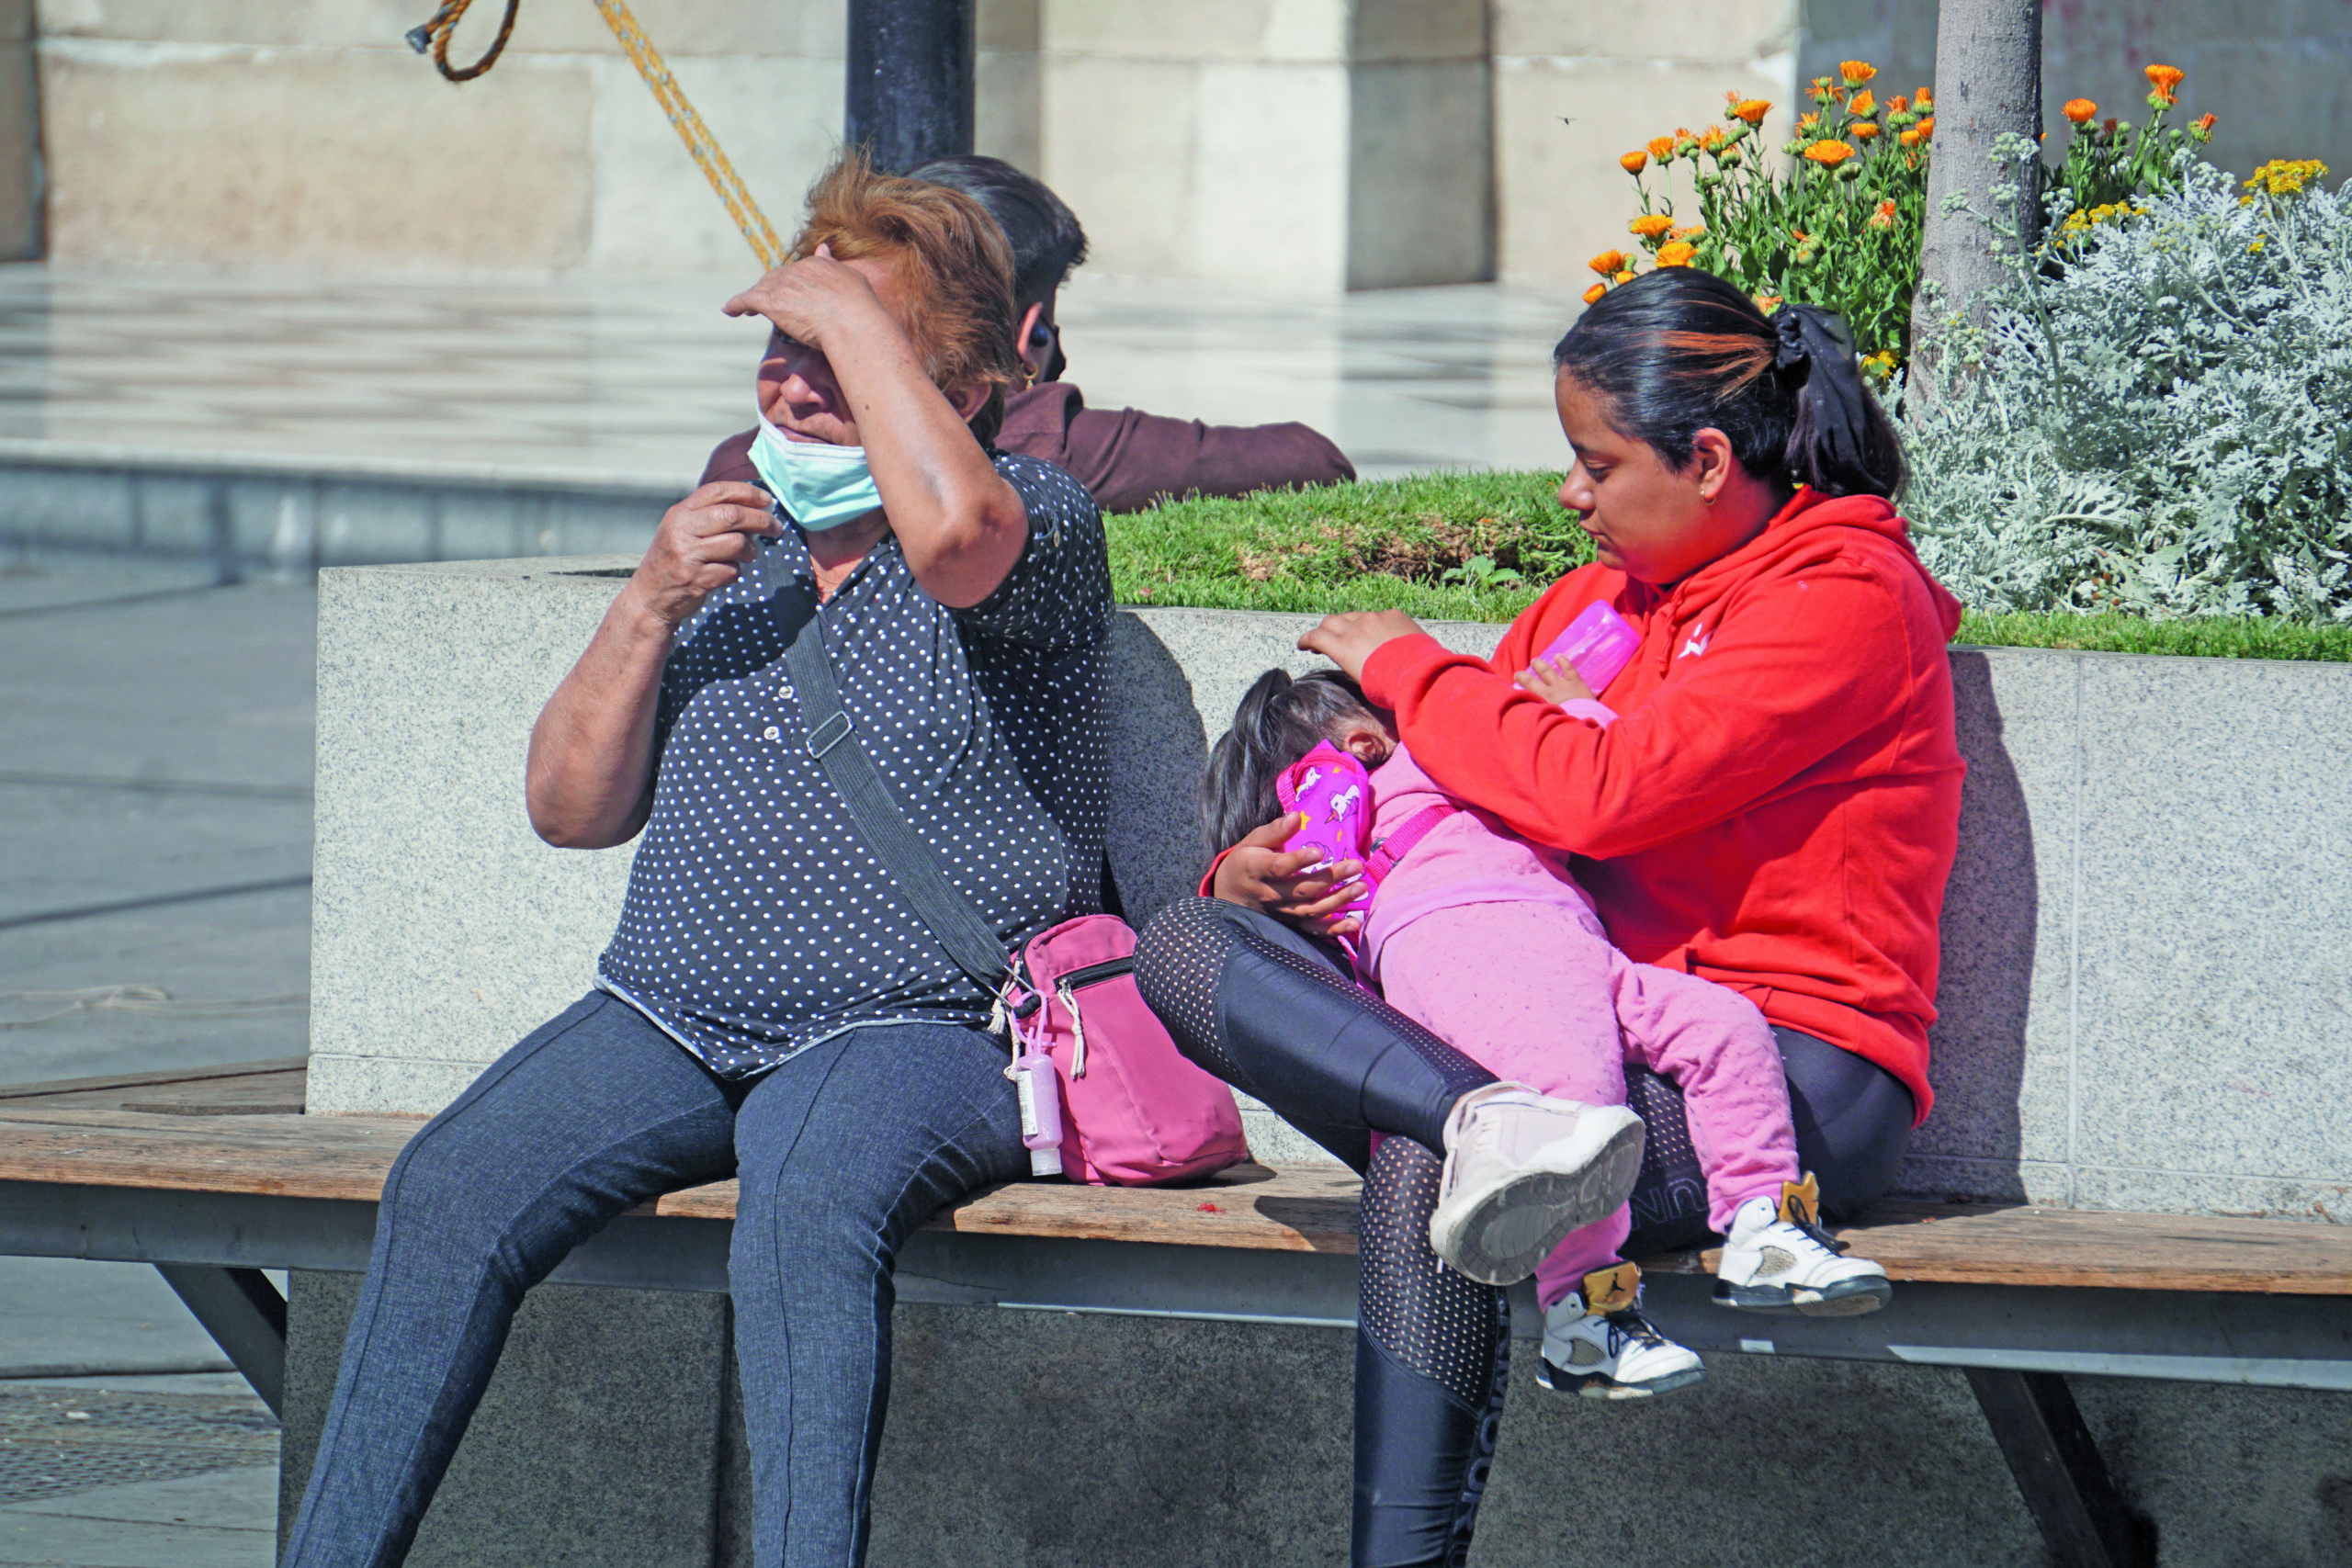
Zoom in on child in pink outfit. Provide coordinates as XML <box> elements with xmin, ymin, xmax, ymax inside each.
<box><xmin>1204</xmin><ymin>667</ymin><xmax>1891</xmax><ymax>1398</ymax></box>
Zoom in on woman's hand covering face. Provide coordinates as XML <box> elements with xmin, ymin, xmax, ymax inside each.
<box><xmin>1297</xmin><ymin>609</ymin><xmax>1427</xmax><ymax>682</ymax></box>
<box><xmin>1209</xmin><ymin>813</ymin><xmax>1369</xmax><ymax>939</ymax></box>
<box><xmin>724</xmin><ymin>244</ymin><xmax>894</xmax><ymax>362</ymax></box>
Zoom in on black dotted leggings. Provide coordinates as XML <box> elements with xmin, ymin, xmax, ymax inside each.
<box><xmin>1134</xmin><ymin>897</ymin><xmax>1915</xmax><ymax>1568</ymax></box>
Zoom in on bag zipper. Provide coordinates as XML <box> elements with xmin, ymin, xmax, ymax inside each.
<box><xmin>1053</xmin><ymin>956</ymin><xmax>1135</xmax><ymax>1080</ymax></box>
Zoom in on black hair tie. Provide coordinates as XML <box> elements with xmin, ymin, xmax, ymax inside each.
<box><xmin>1771</xmin><ymin>302</ymin><xmax>1871</xmax><ymax>480</ymax></box>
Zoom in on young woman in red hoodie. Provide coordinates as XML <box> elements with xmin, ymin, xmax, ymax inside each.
<box><xmin>1133</xmin><ymin>268</ymin><xmax>1965</xmax><ymax>1568</ymax></box>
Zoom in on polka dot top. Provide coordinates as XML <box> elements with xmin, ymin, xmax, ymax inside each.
<box><xmin>596</xmin><ymin>453</ymin><xmax>1111</xmax><ymax>1077</ymax></box>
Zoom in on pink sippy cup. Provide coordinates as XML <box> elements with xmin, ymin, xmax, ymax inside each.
<box><xmin>1535</xmin><ymin>601</ymin><xmax>1640</xmax><ymax>694</ymax></box>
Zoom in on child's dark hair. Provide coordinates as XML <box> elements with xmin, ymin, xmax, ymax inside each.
<box><xmin>1553</xmin><ymin>268</ymin><xmax>1905</xmax><ymax>499</ymax></box>
<box><xmin>1200</xmin><ymin>668</ymin><xmax>1378</xmax><ymax>861</ymax></box>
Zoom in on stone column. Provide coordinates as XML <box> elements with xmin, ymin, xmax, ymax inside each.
<box><xmin>1037</xmin><ymin>0</ymin><xmax>1493</xmax><ymax>292</ymax></box>
<box><xmin>0</xmin><ymin>0</ymin><xmax>37</xmax><ymax>260</ymax></box>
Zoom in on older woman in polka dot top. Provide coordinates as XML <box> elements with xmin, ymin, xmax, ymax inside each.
<box><xmin>279</xmin><ymin>154</ymin><xmax>1110</xmax><ymax>1568</ymax></box>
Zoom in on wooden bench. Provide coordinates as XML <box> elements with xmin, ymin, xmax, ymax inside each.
<box><xmin>6</xmin><ymin>1057</ymin><xmax>2348</xmax><ymax>1568</ymax></box>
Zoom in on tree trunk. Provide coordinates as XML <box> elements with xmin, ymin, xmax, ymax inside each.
<box><xmin>1909</xmin><ymin>0</ymin><xmax>2042</xmax><ymax>400</ymax></box>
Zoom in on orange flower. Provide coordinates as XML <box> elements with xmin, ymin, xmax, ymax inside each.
<box><xmin>1589</xmin><ymin>249</ymin><xmax>1628</xmax><ymax>276</ymax></box>
<box><xmin>1804</xmin><ymin>140</ymin><xmax>1856</xmax><ymax>166</ymax></box>
<box><xmin>1647</xmin><ymin>135</ymin><xmax>1677</xmax><ymax>161</ymax></box>
<box><xmin>1698</xmin><ymin>125</ymin><xmax>1728</xmax><ymax>152</ymax></box>
<box><xmin>1655</xmin><ymin>241</ymin><xmax>1696</xmax><ymax>267</ymax></box>
<box><xmin>1915</xmin><ymin>86</ymin><xmax>1933</xmax><ymax>107</ymax></box>
<box><xmin>1886</xmin><ymin>95</ymin><xmax>1908</xmax><ymax>115</ymax></box>
<box><xmin>1583</xmin><ymin>282</ymin><xmax>1608</xmax><ymax>306</ymax></box>
<box><xmin>1853</xmin><ymin>121</ymin><xmax>1881</xmax><ymax>141</ymax></box>
<box><xmin>2144</xmin><ymin>63</ymin><xmax>2185</xmax><ymax>93</ymax></box>
<box><xmin>1673</xmin><ymin>224</ymin><xmax>1706</xmax><ymax>241</ymax></box>
<box><xmin>1620</xmin><ymin>150</ymin><xmax>1648</xmax><ymax>175</ymax></box>
<box><xmin>1628</xmin><ymin>214</ymin><xmax>1675</xmax><ymax>239</ymax></box>
<box><xmin>2191</xmin><ymin>111</ymin><xmax>2218</xmax><ymax>138</ymax></box>
<box><xmin>1753</xmin><ymin>293</ymin><xmax>1783</xmax><ymax>312</ymax></box>
<box><xmin>1869</xmin><ymin>197</ymin><xmax>1898</xmax><ymax>230</ymax></box>
<box><xmin>1849</xmin><ymin>89</ymin><xmax>1877</xmax><ymax>118</ymax></box>
<box><xmin>2064</xmin><ymin>98</ymin><xmax>2097</xmax><ymax>124</ymax></box>
<box><xmin>1917</xmin><ymin>115</ymin><xmax>1934</xmax><ymax>141</ymax></box>
<box><xmin>1899</xmin><ymin>125</ymin><xmax>1923</xmax><ymax>148</ymax></box>
<box><xmin>1789</xmin><ymin>228</ymin><xmax>1809</xmax><ymax>243</ymax></box>
<box><xmin>1798</xmin><ymin>111</ymin><xmax>1821</xmax><ymax>130</ymax></box>
<box><xmin>1614</xmin><ymin>269</ymin><xmax>1636</xmax><ymax>285</ymax></box>
<box><xmin>1840</xmin><ymin>61</ymin><xmax>1878</xmax><ymax>85</ymax></box>
<box><xmin>1733</xmin><ymin>98</ymin><xmax>1770</xmax><ymax>126</ymax></box>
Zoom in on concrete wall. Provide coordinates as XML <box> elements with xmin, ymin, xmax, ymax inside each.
<box><xmin>1036</xmin><ymin>0</ymin><xmax>1494</xmax><ymax>291</ymax></box>
<box><xmin>1491</xmin><ymin>0</ymin><xmax>1802</xmax><ymax>288</ymax></box>
<box><xmin>1801</xmin><ymin>0</ymin><xmax>2352</xmax><ymax>191</ymax></box>
<box><xmin>29</xmin><ymin>0</ymin><xmax>1035</xmax><ymax>275</ymax></box>
<box><xmin>309</xmin><ymin>558</ymin><xmax>2352</xmax><ymax>1221</ymax></box>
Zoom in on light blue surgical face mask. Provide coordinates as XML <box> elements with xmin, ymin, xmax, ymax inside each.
<box><xmin>750</xmin><ymin>414</ymin><xmax>885</xmax><ymax>532</ymax></box>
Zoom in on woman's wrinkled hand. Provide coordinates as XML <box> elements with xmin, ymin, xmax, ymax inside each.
<box><xmin>1209</xmin><ymin>814</ymin><xmax>1368</xmax><ymax>939</ymax></box>
<box><xmin>1514</xmin><ymin>655</ymin><xmax>1596</xmax><ymax>705</ymax></box>
<box><xmin>721</xmin><ymin>243</ymin><xmax>889</xmax><ymax>355</ymax></box>
<box><xmin>1297</xmin><ymin>609</ymin><xmax>1426</xmax><ymax>682</ymax></box>
<box><xmin>626</xmin><ymin>481</ymin><xmax>785</xmax><ymax>629</ymax></box>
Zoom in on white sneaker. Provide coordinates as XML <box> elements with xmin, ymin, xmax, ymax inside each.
<box><xmin>1535</xmin><ymin>1263</ymin><xmax>1705</xmax><ymax>1400</ymax></box>
<box><xmin>1712</xmin><ymin>1174</ymin><xmax>1892</xmax><ymax>1317</ymax></box>
<box><xmin>1426</xmin><ymin>1082</ymin><xmax>1645</xmax><ymax>1286</ymax></box>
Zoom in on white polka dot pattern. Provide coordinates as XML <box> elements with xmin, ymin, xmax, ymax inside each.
<box><xmin>596</xmin><ymin>453</ymin><xmax>1111</xmax><ymax>1077</ymax></box>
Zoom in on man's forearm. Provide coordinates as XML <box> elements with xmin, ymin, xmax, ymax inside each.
<box><xmin>526</xmin><ymin>587</ymin><xmax>677</xmax><ymax>849</ymax></box>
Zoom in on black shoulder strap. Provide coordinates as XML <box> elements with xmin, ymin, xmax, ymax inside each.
<box><xmin>785</xmin><ymin>612</ymin><xmax>1011</xmax><ymax>989</ymax></box>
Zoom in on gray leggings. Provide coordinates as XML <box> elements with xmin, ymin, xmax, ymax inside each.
<box><xmin>278</xmin><ymin>992</ymin><xmax>1027</xmax><ymax>1568</ymax></box>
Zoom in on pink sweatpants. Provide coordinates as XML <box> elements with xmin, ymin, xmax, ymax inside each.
<box><xmin>1377</xmin><ymin>900</ymin><xmax>1800</xmax><ymax>1311</ymax></box>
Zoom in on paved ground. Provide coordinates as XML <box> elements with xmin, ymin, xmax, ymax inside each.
<box><xmin>0</xmin><ymin>559</ymin><xmax>314</xmax><ymax>1564</ymax></box>
<box><xmin>0</xmin><ymin>265</ymin><xmax>1582</xmax><ymax>487</ymax></box>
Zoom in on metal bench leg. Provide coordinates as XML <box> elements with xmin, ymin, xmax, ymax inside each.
<box><xmin>154</xmin><ymin>1264</ymin><xmax>288</xmax><ymax>1418</ymax></box>
<box><xmin>1965</xmin><ymin>1368</ymin><xmax>2153</xmax><ymax>1568</ymax></box>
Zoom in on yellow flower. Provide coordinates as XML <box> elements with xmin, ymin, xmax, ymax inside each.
<box><xmin>1583</xmin><ymin>282</ymin><xmax>1608</xmax><ymax>305</ymax></box>
<box><xmin>1804</xmin><ymin>140</ymin><xmax>1856</xmax><ymax>166</ymax></box>
<box><xmin>1629</xmin><ymin>214</ymin><xmax>1676</xmax><ymax>240</ymax></box>
<box><xmin>1655</xmin><ymin>241</ymin><xmax>1696</xmax><ymax>267</ymax></box>
<box><xmin>1647</xmin><ymin>135</ymin><xmax>1678</xmax><ymax>161</ymax></box>
<box><xmin>1849</xmin><ymin>89</ymin><xmax>1877</xmax><ymax>118</ymax></box>
<box><xmin>1732</xmin><ymin>98</ymin><xmax>1771</xmax><ymax>126</ymax></box>
<box><xmin>1621</xmin><ymin>150</ymin><xmax>1648</xmax><ymax>175</ymax></box>
<box><xmin>2244</xmin><ymin>159</ymin><xmax>2330</xmax><ymax>197</ymax></box>
<box><xmin>1589</xmin><ymin>249</ymin><xmax>1629</xmax><ymax>276</ymax></box>
<box><xmin>1840</xmin><ymin>61</ymin><xmax>1878</xmax><ymax>86</ymax></box>
<box><xmin>1861</xmin><ymin>350</ymin><xmax>1897</xmax><ymax>380</ymax></box>
<box><xmin>1853</xmin><ymin>121</ymin><xmax>1881</xmax><ymax>141</ymax></box>
<box><xmin>2064</xmin><ymin>98</ymin><xmax>2097</xmax><ymax>125</ymax></box>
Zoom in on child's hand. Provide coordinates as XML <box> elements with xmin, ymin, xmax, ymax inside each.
<box><xmin>1209</xmin><ymin>814</ymin><xmax>1367</xmax><ymax>938</ymax></box>
<box><xmin>1515</xmin><ymin>656</ymin><xmax>1596</xmax><ymax>705</ymax></box>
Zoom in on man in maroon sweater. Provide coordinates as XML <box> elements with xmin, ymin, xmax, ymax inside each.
<box><xmin>700</xmin><ymin>155</ymin><xmax>1355</xmax><ymax>513</ymax></box>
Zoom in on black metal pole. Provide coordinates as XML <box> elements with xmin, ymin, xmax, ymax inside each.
<box><xmin>844</xmin><ymin>0</ymin><xmax>975</xmax><ymax>173</ymax></box>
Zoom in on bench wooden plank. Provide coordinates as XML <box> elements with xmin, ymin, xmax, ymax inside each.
<box><xmin>4</xmin><ymin>1105</ymin><xmax>2346</xmax><ymax>1292</ymax></box>
<box><xmin>0</xmin><ymin>1058</ymin><xmax>308</xmax><ymax>1114</ymax></box>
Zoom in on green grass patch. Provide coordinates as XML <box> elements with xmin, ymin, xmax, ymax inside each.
<box><xmin>1106</xmin><ymin>471</ymin><xmax>2351</xmax><ymax>663</ymax></box>
<box><xmin>1106</xmin><ymin>469</ymin><xmax>1588</xmax><ymax>624</ymax></box>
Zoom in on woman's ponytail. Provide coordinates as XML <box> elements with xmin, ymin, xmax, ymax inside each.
<box><xmin>1198</xmin><ymin>668</ymin><xmax>1377</xmax><ymax>863</ymax></box>
<box><xmin>1770</xmin><ymin>303</ymin><xmax>1905</xmax><ymax>498</ymax></box>
<box><xmin>1555</xmin><ymin>269</ymin><xmax>1905</xmax><ymax>501</ymax></box>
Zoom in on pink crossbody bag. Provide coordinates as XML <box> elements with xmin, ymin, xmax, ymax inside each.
<box><xmin>785</xmin><ymin>616</ymin><xmax>1246</xmax><ymax>1187</ymax></box>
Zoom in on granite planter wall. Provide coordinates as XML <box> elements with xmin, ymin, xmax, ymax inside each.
<box><xmin>312</xmin><ymin>556</ymin><xmax>2352</xmax><ymax>1221</ymax></box>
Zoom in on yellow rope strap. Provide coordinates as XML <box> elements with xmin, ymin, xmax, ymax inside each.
<box><xmin>405</xmin><ymin>0</ymin><xmax>786</xmax><ymax>270</ymax></box>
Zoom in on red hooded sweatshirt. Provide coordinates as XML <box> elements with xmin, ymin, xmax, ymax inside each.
<box><xmin>1358</xmin><ymin>488</ymin><xmax>1966</xmax><ymax>1122</ymax></box>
